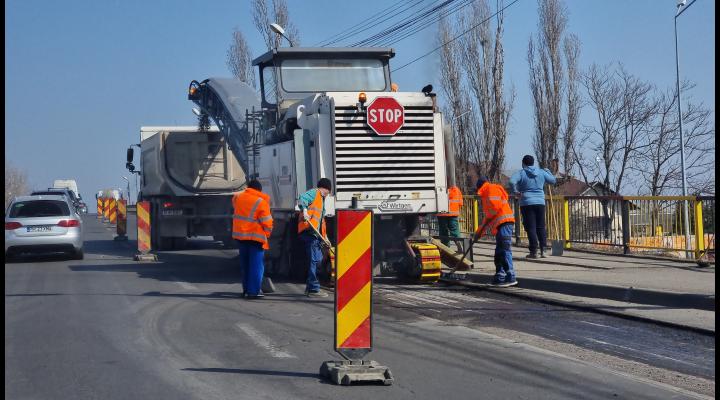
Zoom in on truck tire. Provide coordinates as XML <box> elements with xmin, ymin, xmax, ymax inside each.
<box><xmin>158</xmin><ymin>237</ymin><xmax>173</xmax><ymax>251</ymax></box>
<box><xmin>172</xmin><ymin>237</ymin><xmax>187</xmax><ymax>250</ymax></box>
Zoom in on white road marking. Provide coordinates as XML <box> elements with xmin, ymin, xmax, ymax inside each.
<box><xmin>235</xmin><ymin>323</ymin><xmax>296</xmax><ymax>359</ymax></box>
<box><xmin>579</xmin><ymin>320</ymin><xmax>623</xmax><ymax>330</ymax></box>
<box><xmin>586</xmin><ymin>338</ymin><xmax>701</xmax><ymax>367</ymax></box>
<box><xmin>170</xmin><ymin>277</ymin><xmax>197</xmax><ymax>291</ymax></box>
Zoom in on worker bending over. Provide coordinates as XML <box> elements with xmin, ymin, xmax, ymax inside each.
<box><xmin>298</xmin><ymin>178</ymin><xmax>332</xmax><ymax>297</ymax></box>
<box><xmin>474</xmin><ymin>176</ymin><xmax>517</xmax><ymax>287</ymax></box>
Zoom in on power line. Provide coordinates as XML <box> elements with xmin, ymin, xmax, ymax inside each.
<box><xmin>313</xmin><ymin>0</ymin><xmax>407</xmax><ymax>47</ymax></box>
<box><xmin>315</xmin><ymin>0</ymin><xmax>428</xmax><ymax>47</ymax></box>
<box><xmin>392</xmin><ymin>0</ymin><xmax>521</xmax><ymax>72</ymax></box>
<box><xmin>371</xmin><ymin>0</ymin><xmax>475</xmax><ymax>47</ymax></box>
<box><xmin>350</xmin><ymin>0</ymin><xmax>465</xmax><ymax>47</ymax></box>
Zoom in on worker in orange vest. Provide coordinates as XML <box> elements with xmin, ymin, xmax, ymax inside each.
<box><xmin>232</xmin><ymin>179</ymin><xmax>273</xmax><ymax>298</ymax></box>
<box><xmin>474</xmin><ymin>176</ymin><xmax>517</xmax><ymax>287</ymax></box>
<box><xmin>437</xmin><ymin>185</ymin><xmax>464</xmax><ymax>253</ymax></box>
<box><xmin>297</xmin><ymin>178</ymin><xmax>332</xmax><ymax>297</ymax></box>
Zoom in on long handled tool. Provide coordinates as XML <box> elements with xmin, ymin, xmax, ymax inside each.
<box><xmin>308</xmin><ymin>219</ymin><xmax>335</xmax><ymax>256</ymax></box>
<box><xmin>441</xmin><ymin>220</ymin><xmax>489</xmax><ymax>281</ymax></box>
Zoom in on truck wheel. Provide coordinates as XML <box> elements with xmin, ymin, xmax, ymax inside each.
<box><xmin>158</xmin><ymin>237</ymin><xmax>173</xmax><ymax>251</ymax></box>
<box><xmin>172</xmin><ymin>237</ymin><xmax>187</xmax><ymax>250</ymax></box>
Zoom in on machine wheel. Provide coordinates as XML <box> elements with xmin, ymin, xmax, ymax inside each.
<box><xmin>71</xmin><ymin>248</ymin><xmax>84</xmax><ymax>260</ymax></box>
<box><xmin>172</xmin><ymin>237</ymin><xmax>187</xmax><ymax>250</ymax></box>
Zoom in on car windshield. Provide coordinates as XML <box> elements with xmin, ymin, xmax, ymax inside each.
<box><xmin>9</xmin><ymin>200</ymin><xmax>71</xmax><ymax>218</ymax></box>
<box><xmin>280</xmin><ymin>59</ymin><xmax>386</xmax><ymax>92</ymax></box>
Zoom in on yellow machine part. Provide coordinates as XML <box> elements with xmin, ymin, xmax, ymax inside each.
<box><xmin>409</xmin><ymin>242</ymin><xmax>442</xmax><ymax>283</ymax></box>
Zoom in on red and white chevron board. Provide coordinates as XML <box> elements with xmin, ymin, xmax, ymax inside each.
<box><xmin>137</xmin><ymin>201</ymin><xmax>151</xmax><ymax>253</ymax></box>
<box><xmin>335</xmin><ymin>209</ymin><xmax>373</xmax><ymax>355</ymax></box>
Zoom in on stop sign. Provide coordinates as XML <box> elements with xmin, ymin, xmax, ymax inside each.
<box><xmin>366</xmin><ymin>97</ymin><xmax>404</xmax><ymax>136</ymax></box>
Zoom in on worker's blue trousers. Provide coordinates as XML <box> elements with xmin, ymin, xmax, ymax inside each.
<box><xmin>299</xmin><ymin>231</ymin><xmax>322</xmax><ymax>292</ymax></box>
<box><xmin>494</xmin><ymin>223</ymin><xmax>516</xmax><ymax>282</ymax></box>
<box><xmin>238</xmin><ymin>240</ymin><xmax>264</xmax><ymax>296</ymax></box>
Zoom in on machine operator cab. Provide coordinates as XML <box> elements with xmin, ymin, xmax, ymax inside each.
<box><xmin>252</xmin><ymin>47</ymin><xmax>395</xmax><ymax>116</ymax></box>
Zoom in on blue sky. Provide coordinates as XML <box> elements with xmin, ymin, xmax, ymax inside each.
<box><xmin>5</xmin><ymin>0</ymin><xmax>715</xmax><ymax>202</ymax></box>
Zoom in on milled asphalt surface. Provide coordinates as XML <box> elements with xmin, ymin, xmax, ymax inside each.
<box><xmin>4</xmin><ymin>215</ymin><xmax>715</xmax><ymax>399</ymax></box>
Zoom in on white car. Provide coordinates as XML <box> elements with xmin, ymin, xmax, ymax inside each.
<box><xmin>5</xmin><ymin>195</ymin><xmax>84</xmax><ymax>260</ymax></box>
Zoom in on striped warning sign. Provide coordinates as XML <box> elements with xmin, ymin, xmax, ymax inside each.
<box><xmin>103</xmin><ymin>198</ymin><xmax>110</xmax><ymax>220</ymax></box>
<box><xmin>97</xmin><ymin>197</ymin><xmax>103</xmax><ymax>218</ymax></box>
<box><xmin>116</xmin><ymin>200</ymin><xmax>127</xmax><ymax>237</ymax></box>
<box><xmin>137</xmin><ymin>201</ymin><xmax>151</xmax><ymax>253</ymax></box>
<box><xmin>109</xmin><ymin>198</ymin><xmax>117</xmax><ymax>224</ymax></box>
<box><xmin>335</xmin><ymin>209</ymin><xmax>373</xmax><ymax>358</ymax></box>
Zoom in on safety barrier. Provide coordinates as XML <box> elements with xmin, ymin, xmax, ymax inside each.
<box><xmin>108</xmin><ymin>198</ymin><xmax>117</xmax><ymax>225</ymax></box>
<box><xmin>423</xmin><ymin>194</ymin><xmax>715</xmax><ymax>261</ymax></box>
<box><xmin>102</xmin><ymin>198</ymin><xmax>110</xmax><ymax>221</ymax></box>
<box><xmin>97</xmin><ymin>197</ymin><xmax>103</xmax><ymax>218</ymax></box>
<box><xmin>114</xmin><ymin>200</ymin><xmax>127</xmax><ymax>241</ymax></box>
<box><xmin>136</xmin><ymin>201</ymin><xmax>151</xmax><ymax>253</ymax></box>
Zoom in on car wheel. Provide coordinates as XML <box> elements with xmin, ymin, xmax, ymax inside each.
<box><xmin>72</xmin><ymin>248</ymin><xmax>84</xmax><ymax>260</ymax></box>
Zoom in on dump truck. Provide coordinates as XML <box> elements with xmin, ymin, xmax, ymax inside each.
<box><xmin>188</xmin><ymin>47</ymin><xmax>458</xmax><ymax>282</ymax></box>
<box><xmin>125</xmin><ymin>126</ymin><xmax>245</xmax><ymax>250</ymax></box>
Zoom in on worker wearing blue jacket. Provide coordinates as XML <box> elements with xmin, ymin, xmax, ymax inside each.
<box><xmin>509</xmin><ymin>155</ymin><xmax>557</xmax><ymax>258</ymax></box>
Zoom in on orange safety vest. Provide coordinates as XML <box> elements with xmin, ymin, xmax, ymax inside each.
<box><xmin>232</xmin><ymin>188</ymin><xmax>273</xmax><ymax>249</ymax></box>
<box><xmin>437</xmin><ymin>186</ymin><xmax>463</xmax><ymax>217</ymax></box>
<box><xmin>298</xmin><ymin>190</ymin><xmax>327</xmax><ymax>238</ymax></box>
<box><xmin>477</xmin><ymin>182</ymin><xmax>515</xmax><ymax>235</ymax></box>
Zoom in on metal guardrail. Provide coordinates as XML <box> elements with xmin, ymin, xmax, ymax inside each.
<box><xmin>422</xmin><ymin>194</ymin><xmax>715</xmax><ymax>261</ymax></box>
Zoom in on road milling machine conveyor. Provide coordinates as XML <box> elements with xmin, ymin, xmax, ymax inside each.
<box><xmin>188</xmin><ymin>47</ymin><xmax>464</xmax><ymax>283</ymax></box>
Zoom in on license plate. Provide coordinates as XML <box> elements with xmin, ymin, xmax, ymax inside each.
<box><xmin>162</xmin><ymin>209</ymin><xmax>183</xmax><ymax>216</ymax></box>
<box><xmin>27</xmin><ymin>226</ymin><xmax>52</xmax><ymax>233</ymax></box>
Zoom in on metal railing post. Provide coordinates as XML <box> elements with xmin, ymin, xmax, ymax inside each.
<box><xmin>621</xmin><ymin>198</ymin><xmax>631</xmax><ymax>254</ymax></box>
<box><xmin>563</xmin><ymin>197</ymin><xmax>571</xmax><ymax>249</ymax></box>
<box><xmin>694</xmin><ymin>197</ymin><xmax>704</xmax><ymax>259</ymax></box>
<box><xmin>472</xmin><ymin>197</ymin><xmax>479</xmax><ymax>232</ymax></box>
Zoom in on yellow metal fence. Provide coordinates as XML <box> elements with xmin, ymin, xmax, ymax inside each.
<box><xmin>424</xmin><ymin>194</ymin><xmax>715</xmax><ymax>261</ymax></box>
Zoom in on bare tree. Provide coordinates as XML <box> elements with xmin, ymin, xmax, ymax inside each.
<box><xmin>528</xmin><ymin>0</ymin><xmax>566</xmax><ymax>170</ymax></box>
<box><xmin>226</xmin><ymin>28</ymin><xmax>256</xmax><ymax>88</ymax></box>
<box><xmin>460</xmin><ymin>0</ymin><xmax>514</xmax><ymax>181</ymax></box>
<box><xmin>252</xmin><ymin>0</ymin><xmax>300</xmax><ymax>51</ymax></box>
<box><xmin>438</xmin><ymin>17</ymin><xmax>476</xmax><ymax>192</ymax></box>
<box><xmin>578</xmin><ymin>63</ymin><xmax>654</xmax><ymax>194</ymax></box>
<box><xmin>5</xmin><ymin>160</ymin><xmax>28</xmax><ymax>209</ymax></box>
<box><xmin>561</xmin><ymin>33</ymin><xmax>581</xmax><ymax>177</ymax></box>
<box><xmin>632</xmin><ymin>82</ymin><xmax>715</xmax><ymax>196</ymax></box>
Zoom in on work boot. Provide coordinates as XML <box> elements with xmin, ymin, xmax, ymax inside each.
<box><xmin>306</xmin><ymin>289</ymin><xmax>328</xmax><ymax>298</ymax></box>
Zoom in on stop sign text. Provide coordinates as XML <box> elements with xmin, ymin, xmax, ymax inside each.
<box><xmin>366</xmin><ymin>97</ymin><xmax>404</xmax><ymax>136</ymax></box>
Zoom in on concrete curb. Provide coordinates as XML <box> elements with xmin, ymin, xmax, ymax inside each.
<box><xmin>440</xmin><ymin>278</ymin><xmax>715</xmax><ymax>336</ymax></box>
<box><xmin>471</xmin><ymin>252</ymin><xmax>614</xmax><ymax>270</ymax></box>
<box><xmin>455</xmin><ymin>272</ymin><xmax>715</xmax><ymax>311</ymax></box>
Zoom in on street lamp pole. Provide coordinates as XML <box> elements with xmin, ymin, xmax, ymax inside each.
<box><xmin>122</xmin><ymin>176</ymin><xmax>130</xmax><ymax>205</ymax></box>
<box><xmin>674</xmin><ymin>0</ymin><xmax>696</xmax><ymax>258</ymax></box>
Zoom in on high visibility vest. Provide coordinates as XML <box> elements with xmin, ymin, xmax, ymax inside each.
<box><xmin>232</xmin><ymin>188</ymin><xmax>273</xmax><ymax>249</ymax></box>
<box><xmin>298</xmin><ymin>189</ymin><xmax>327</xmax><ymax>237</ymax></box>
<box><xmin>437</xmin><ymin>186</ymin><xmax>463</xmax><ymax>217</ymax></box>
<box><xmin>477</xmin><ymin>182</ymin><xmax>515</xmax><ymax>235</ymax></box>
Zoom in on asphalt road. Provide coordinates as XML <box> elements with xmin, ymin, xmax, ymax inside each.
<box><xmin>5</xmin><ymin>215</ymin><xmax>715</xmax><ymax>399</ymax></box>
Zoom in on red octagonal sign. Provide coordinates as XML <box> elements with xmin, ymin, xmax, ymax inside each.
<box><xmin>366</xmin><ymin>96</ymin><xmax>404</xmax><ymax>136</ymax></box>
